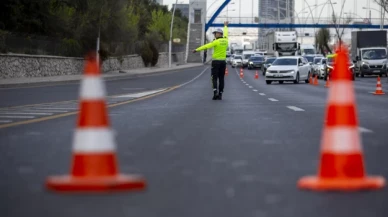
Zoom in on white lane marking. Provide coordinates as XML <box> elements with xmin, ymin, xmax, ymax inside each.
<box><xmin>114</xmin><ymin>89</ymin><xmax>167</xmax><ymax>98</ymax></box>
<box><xmin>22</xmin><ymin>109</ymin><xmax>69</xmax><ymax>113</ymax></box>
<box><xmin>253</xmin><ymin>89</ymin><xmax>258</xmax><ymax>92</ymax></box>
<box><xmin>32</xmin><ymin>107</ymin><xmax>77</xmax><ymax>110</ymax></box>
<box><xmin>245</xmin><ymin>84</ymin><xmax>249</xmax><ymax>86</ymax></box>
<box><xmin>259</xmin><ymin>93</ymin><xmax>266</xmax><ymax>96</ymax></box>
<box><xmin>359</xmin><ymin>127</ymin><xmax>373</xmax><ymax>133</ymax></box>
<box><xmin>0</xmin><ymin>116</ymin><xmax>35</xmax><ymax>119</ymax></box>
<box><xmin>179</xmin><ymin>67</ymin><xmax>210</xmax><ymax>87</ymax></box>
<box><xmin>249</xmin><ymin>86</ymin><xmax>253</xmax><ymax>88</ymax></box>
<box><xmin>0</xmin><ymin>112</ymin><xmax>53</xmax><ymax>115</ymax></box>
<box><xmin>121</xmin><ymin>88</ymin><xmax>145</xmax><ymax>90</ymax></box>
<box><xmin>268</xmin><ymin>98</ymin><xmax>279</xmax><ymax>101</ymax></box>
<box><xmin>0</xmin><ymin>120</ymin><xmax>12</xmax><ymax>123</ymax></box>
<box><xmin>287</xmin><ymin>106</ymin><xmax>305</xmax><ymax>111</ymax></box>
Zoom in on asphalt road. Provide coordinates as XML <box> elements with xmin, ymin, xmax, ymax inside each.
<box><xmin>1</xmin><ymin>64</ymin><xmax>388</xmax><ymax>217</ymax></box>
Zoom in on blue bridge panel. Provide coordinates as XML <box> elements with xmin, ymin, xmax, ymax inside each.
<box><xmin>208</xmin><ymin>23</ymin><xmax>388</xmax><ymax>29</ymax></box>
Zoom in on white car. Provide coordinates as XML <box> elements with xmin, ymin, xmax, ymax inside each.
<box><xmin>232</xmin><ymin>55</ymin><xmax>243</xmax><ymax>68</ymax></box>
<box><xmin>265</xmin><ymin>56</ymin><xmax>312</xmax><ymax>84</ymax></box>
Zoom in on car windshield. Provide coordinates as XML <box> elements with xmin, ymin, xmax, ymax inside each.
<box><xmin>302</xmin><ymin>49</ymin><xmax>316</xmax><ymax>55</ymax></box>
<box><xmin>250</xmin><ymin>56</ymin><xmax>264</xmax><ymax>61</ymax></box>
<box><xmin>265</xmin><ymin>58</ymin><xmax>276</xmax><ymax>63</ymax></box>
<box><xmin>303</xmin><ymin>56</ymin><xmax>314</xmax><ymax>62</ymax></box>
<box><xmin>272</xmin><ymin>58</ymin><xmax>297</xmax><ymax>66</ymax></box>
<box><xmin>234</xmin><ymin>56</ymin><xmax>242</xmax><ymax>60</ymax></box>
<box><xmin>361</xmin><ymin>49</ymin><xmax>387</xmax><ymax>60</ymax></box>
<box><xmin>327</xmin><ymin>57</ymin><xmax>335</xmax><ymax>64</ymax></box>
<box><xmin>313</xmin><ymin>58</ymin><xmax>322</xmax><ymax>64</ymax></box>
<box><xmin>244</xmin><ymin>54</ymin><xmax>253</xmax><ymax>59</ymax></box>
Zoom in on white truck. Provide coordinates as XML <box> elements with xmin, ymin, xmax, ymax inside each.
<box><xmin>266</xmin><ymin>31</ymin><xmax>300</xmax><ymax>57</ymax></box>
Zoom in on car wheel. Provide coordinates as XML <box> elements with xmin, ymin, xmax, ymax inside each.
<box><xmin>361</xmin><ymin>71</ymin><xmax>365</xmax><ymax>77</ymax></box>
<box><xmin>293</xmin><ymin>72</ymin><xmax>300</xmax><ymax>84</ymax></box>
<box><xmin>305</xmin><ymin>72</ymin><xmax>310</xmax><ymax>83</ymax></box>
<box><xmin>262</xmin><ymin>70</ymin><xmax>266</xmax><ymax>76</ymax></box>
<box><xmin>266</xmin><ymin>80</ymin><xmax>272</xmax><ymax>84</ymax></box>
<box><xmin>279</xmin><ymin>81</ymin><xmax>284</xmax><ymax>84</ymax></box>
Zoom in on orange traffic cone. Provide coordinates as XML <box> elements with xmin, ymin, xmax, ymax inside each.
<box><xmin>324</xmin><ymin>75</ymin><xmax>330</xmax><ymax>88</ymax></box>
<box><xmin>240</xmin><ymin>68</ymin><xmax>244</xmax><ymax>78</ymax></box>
<box><xmin>373</xmin><ymin>76</ymin><xmax>385</xmax><ymax>95</ymax></box>
<box><xmin>309</xmin><ymin>74</ymin><xmax>313</xmax><ymax>84</ymax></box>
<box><xmin>297</xmin><ymin>45</ymin><xmax>385</xmax><ymax>191</ymax></box>
<box><xmin>313</xmin><ymin>75</ymin><xmax>319</xmax><ymax>85</ymax></box>
<box><xmin>225</xmin><ymin>68</ymin><xmax>228</xmax><ymax>76</ymax></box>
<box><xmin>254</xmin><ymin>71</ymin><xmax>259</xmax><ymax>79</ymax></box>
<box><xmin>46</xmin><ymin>52</ymin><xmax>146</xmax><ymax>192</ymax></box>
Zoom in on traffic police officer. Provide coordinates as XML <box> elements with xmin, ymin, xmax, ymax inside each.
<box><xmin>193</xmin><ymin>21</ymin><xmax>229</xmax><ymax>100</ymax></box>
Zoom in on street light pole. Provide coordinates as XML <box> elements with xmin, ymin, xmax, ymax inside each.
<box><xmin>380</xmin><ymin>0</ymin><xmax>383</xmax><ymax>29</ymax></box>
<box><xmin>169</xmin><ymin>0</ymin><xmax>178</xmax><ymax>68</ymax></box>
<box><xmin>277</xmin><ymin>0</ymin><xmax>280</xmax><ymax>31</ymax></box>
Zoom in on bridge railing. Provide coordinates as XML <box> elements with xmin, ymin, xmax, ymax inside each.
<box><xmin>207</xmin><ymin>16</ymin><xmax>382</xmax><ymax>25</ymax></box>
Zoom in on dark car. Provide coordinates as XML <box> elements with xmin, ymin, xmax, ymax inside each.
<box><xmin>247</xmin><ymin>55</ymin><xmax>265</xmax><ymax>70</ymax></box>
<box><xmin>262</xmin><ymin>57</ymin><xmax>277</xmax><ymax>75</ymax></box>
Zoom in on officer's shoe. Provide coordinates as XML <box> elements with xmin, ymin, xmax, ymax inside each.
<box><xmin>212</xmin><ymin>90</ymin><xmax>218</xmax><ymax>100</ymax></box>
<box><xmin>218</xmin><ymin>92</ymin><xmax>222</xmax><ymax>100</ymax></box>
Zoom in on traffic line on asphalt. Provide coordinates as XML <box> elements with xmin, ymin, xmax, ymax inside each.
<box><xmin>22</xmin><ymin>109</ymin><xmax>69</xmax><ymax>113</ymax></box>
<box><xmin>113</xmin><ymin>88</ymin><xmax>167</xmax><ymax>98</ymax></box>
<box><xmin>359</xmin><ymin>127</ymin><xmax>373</xmax><ymax>133</ymax></box>
<box><xmin>253</xmin><ymin>89</ymin><xmax>258</xmax><ymax>92</ymax></box>
<box><xmin>0</xmin><ymin>115</ymin><xmax>35</xmax><ymax>119</ymax></box>
<box><xmin>287</xmin><ymin>106</ymin><xmax>305</xmax><ymax>111</ymax></box>
<box><xmin>259</xmin><ymin>93</ymin><xmax>266</xmax><ymax>96</ymax></box>
<box><xmin>0</xmin><ymin>120</ymin><xmax>11</xmax><ymax>123</ymax></box>
<box><xmin>268</xmin><ymin>98</ymin><xmax>279</xmax><ymax>102</ymax></box>
<box><xmin>249</xmin><ymin>86</ymin><xmax>253</xmax><ymax>88</ymax></box>
<box><xmin>0</xmin><ymin>112</ymin><xmax>53</xmax><ymax>115</ymax></box>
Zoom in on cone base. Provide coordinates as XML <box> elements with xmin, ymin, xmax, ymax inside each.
<box><xmin>373</xmin><ymin>92</ymin><xmax>385</xmax><ymax>95</ymax></box>
<box><xmin>297</xmin><ymin>175</ymin><xmax>385</xmax><ymax>191</ymax></box>
<box><xmin>46</xmin><ymin>174</ymin><xmax>146</xmax><ymax>192</ymax></box>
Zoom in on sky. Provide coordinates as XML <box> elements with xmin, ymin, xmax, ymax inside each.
<box><xmin>162</xmin><ymin>0</ymin><xmax>383</xmax><ymax>22</ymax></box>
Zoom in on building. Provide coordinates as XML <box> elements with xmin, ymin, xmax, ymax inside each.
<box><xmin>154</xmin><ymin>0</ymin><xmax>163</xmax><ymax>5</ymax></box>
<box><xmin>258</xmin><ymin>0</ymin><xmax>295</xmax><ymax>49</ymax></box>
<box><xmin>172</xmin><ymin>4</ymin><xmax>190</xmax><ymax>19</ymax></box>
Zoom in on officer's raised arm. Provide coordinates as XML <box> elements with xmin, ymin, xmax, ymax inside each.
<box><xmin>223</xmin><ymin>21</ymin><xmax>229</xmax><ymax>39</ymax></box>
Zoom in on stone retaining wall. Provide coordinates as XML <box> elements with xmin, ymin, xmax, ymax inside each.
<box><xmin>0</xmin><ymin>52</ymin><xmax>185</xmax><ymax>79</ymax></box>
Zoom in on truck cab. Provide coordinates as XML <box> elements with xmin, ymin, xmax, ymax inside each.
<box><xmin>267</xmin><ymin>31</ymin><xmax>300</xmax><ymax>57</ymax></box>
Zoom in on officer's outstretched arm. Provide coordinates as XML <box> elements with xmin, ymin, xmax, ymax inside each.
<box><xmin>195</xmin><ymin>40</ymin><xmax>219</xmax><ymax>52</ymax></box>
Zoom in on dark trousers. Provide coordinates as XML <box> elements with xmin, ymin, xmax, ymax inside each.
<box><xmin>211</xmin><ymin>60</ymin><xmax>226</xmax><ymax>93</ymax></box>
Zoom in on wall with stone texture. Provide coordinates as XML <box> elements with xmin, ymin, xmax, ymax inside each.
<box><xmin>0</xmin><ymin>52</ymin><xmax>185</xmax><ymax>79</ymax></box>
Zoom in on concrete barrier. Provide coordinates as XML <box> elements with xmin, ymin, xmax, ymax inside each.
<box><xmin>0</xmin><ymin>52</ymin><xmax>185</xmax><ymax>79</ymax></box>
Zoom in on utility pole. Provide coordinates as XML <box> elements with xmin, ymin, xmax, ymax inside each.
<box><xmin>277</xmin><ymin>0</ymin><xmax>280</xmax><ymax>31</ymax></box>
<box><xmin>169</xmin><ymin>0</ymin><xmax>178</xmax><ymax>68</ymax></box>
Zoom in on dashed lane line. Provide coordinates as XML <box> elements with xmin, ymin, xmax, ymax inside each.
<box><xmin>287</xmin><ymin>106</ymin><xmax>305</xmax><ymax>111</ymax></box>
<box><xmin>253</xmin><ymin>89</ymin><xmax>258</xmax><ymax>92</ymax></box>
<box><xmin>259</xmin><ymin>93</ymin><xmax>266</xmax><ymax>96</ymax></box>
<box><xmin>268</xmin><ymin>98</ymin><xmax>279</xmax><ymax>102</ymax></box>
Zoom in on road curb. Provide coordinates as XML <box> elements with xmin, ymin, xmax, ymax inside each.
<box><xmin>0</xmin><ymin>64</ymin><xmax>205</xmax><ymax>88</ymax></box>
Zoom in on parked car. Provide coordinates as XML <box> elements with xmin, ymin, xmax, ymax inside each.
<box><xmin>265</xmin><ymin>56</ymin><xmax>311</xmax><ymax>84</ymax></box>
<box><xmin>247</xmin><ymin>55</ymin><xmax>265</xmax><ymax>70</ymax></box>
<box><xmin>232</xmin><ymin>55</ymin><xmax>243</xmax><ymax>68</ymax></box>
<box><xmin>312</xmin><ymin>56</ymin><xmax>324</xmax><ymax>77</ymax></box>
<box><xmin>262</xmin><ymin>57</ymin><xmax>277</xmax><ymax>75</ymax></box>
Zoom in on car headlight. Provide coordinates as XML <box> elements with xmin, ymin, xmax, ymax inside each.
<box><xmin>249</xmin><ymin>62</ymin><xmax>253</xmax><ymax>64</ymax></box>
<box><xmin>327</xmin><ymin>65</ymin><xmax>333</xmax><ymax>69</ymax></box>
<box><xmin>288</xmin><ymin>70</ymin><xmax>295</xmax><ymax>74</ymax></box>
<box><xmin>267</xmin><ymin>70</ymin><xmax>274</xmax><ymax>74</ymax></box>
<box><xmin>362</xmin><ymin>61</ymin><xmax>369</xmax><ymax>65</ymax></box>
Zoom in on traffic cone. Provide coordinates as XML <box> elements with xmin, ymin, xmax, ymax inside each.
<box><xmin>240</xmin><ymin>68</ymin><xmax>244</xmax><ymax>78</ymax></box>
<box><xmin>254</xmin><ymin>71</ymin><xmax>259</xmax><ymax>79</ymax></box>
<box><xmin>225</xmin><ymin>68</ymin><xmax>229</xmax><ymax>76</ymax></box>
<box><xmin>373</xmin><ymin>76</ymin><xmax>385</xmax><ymax>95</ymax></box>
<box><xmin>46</xmin><ymin>52</ymin><xmax>146</xmax><ymax>192</ymax></box>
<box><xmin>324</xmin><ymin>75</ymin><xmax>330</xmax><ymax>88</ymax></box>
<box><xmin>313</xmin><ymin>75</ymin><xmax>319</xmax><ymax>86</ymax></box>
<box><xmin>297</xmin><ymin>45</ymin><xmax>385</xmax><ymax>191</ymax></box>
